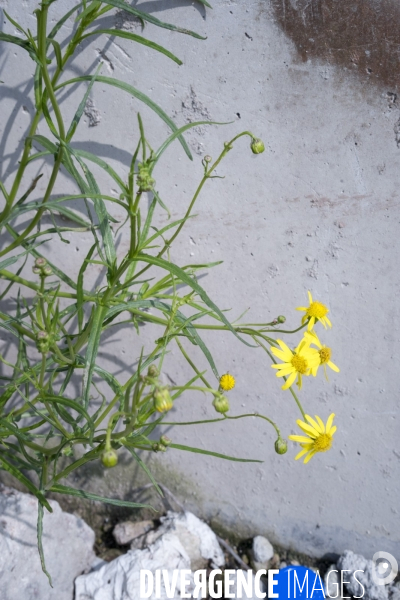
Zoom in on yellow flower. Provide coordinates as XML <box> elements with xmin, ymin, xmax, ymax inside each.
<box><xmin>288</xmin><ymin>413</ymin><xmax>336</xmax><ymax>463</ymax></box>
<box><xmin>296</xmin><ymin>290</ymin><xmax>332</xmax><ymax>331</ymax></box>
<box><xmin>305</xmin><ymin>331</ymin><xmax>340</xmax><ymax>379</ymax></box>
<box><xmin>271</xmin><ymin>338</ymin><xmax>319</xmax><ymax>390</ymax></box>
<box><xmin>219</xmin><ymin>373</ymin><xmax>235</xmax><ymax>391</ymax></box>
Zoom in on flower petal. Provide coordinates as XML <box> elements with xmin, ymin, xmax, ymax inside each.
<box><xmin>297</xmin><ymin>420</ymin><xmax>319</xmax><ymax>438</ymax></box>
<box><xmin>288</xmin><ymin>435</ymin><xmax>313</xmax><ymax>443</ymax></box>
<box><xmin>325</xmin><ymin>413</ymin><xmax>335</xmax><ymax>433</ymax></box>
<box><xmin>307</xmin><ymin>290</ymin><xmax>313</xmax><ymax>304</ymax></box>
<box><xmin>327</xmin><ymin>360</ymin><xmax>340</xmax><ymax>373</ymax></box>
<box><xmin>315</xmin><ymin>415</ymin><xmax>325</xmax><ymax>432</ymax></box>
<box><xmin>305</xmin><ymin>414</ymin><xmax>323</xmax><ymax>434</ymax></box>
<box><xmin>303</xmin><ymin>449</ymin><xmax>317</xmax><ymax>464</ymax></box>
<box><xmin>295</xmin><ymin>448</ymin><xmax>309</xmax><ymax>461</ymax></box>
<box><xmin>329</xmin><ymin>425</ymin><xmax>337</xmax><ymax>436</ymax></box>
<box><xmin>282</xmin><ymin>371</ymin><xmax>297</xmax><ymax>390</ymax></box>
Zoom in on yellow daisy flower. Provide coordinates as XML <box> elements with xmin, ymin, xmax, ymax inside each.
<box><xmin>271</xmin><ymin>338</ymin><xmax>319</xmax><ymax>390</ymax></box>
<box><xmin>219</xmin><ymin>373</ymin><xmax>235</xmax><ymax>391</ymax></box>
<box><xmin>305</xmin><ymin>331</ymin><xmax>340</xmax><ymax>379</ymax></box>
<box><xmin>288</xmin><ymin>413</ymin><xmax>336</xmax><ymax>464</ymax></box>
<box><xmin>296</xmin><ymin>290</ymin><xmax>332</xmax><ymax>331</ymax></box>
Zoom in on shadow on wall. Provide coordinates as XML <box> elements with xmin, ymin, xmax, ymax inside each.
<box><xmin>271</xmin><ymin>0</ymin><xmax>400</xmax><ymax>92</ymax></box>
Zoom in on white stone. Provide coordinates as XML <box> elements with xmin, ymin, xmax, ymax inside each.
<box><xmin>0</xmin><ymin>485</ymin><xmax>96</xmax><ymax>600</ymax></box>
<box><xmin>337</xmin><ymin>550</ymin><xmax>389</xmax><ymax>600</ymax></box>
<box><xmin>252</xmin><ymin>535</ymin><xmax>274</xmax><ymax>564</ymax></box>
<box><xmin>113</xmin><ymin>519</ymin><xmax>154</xmax><ymax>545</ymax></box>
<box><xmin>75</xmin><ymin>532</ymin><xmax>195</xmax><ymax>600</ymax></box>
<box><xmin>141</xmin><ymin>511</ymin><xmax>225</xmax><ymax>570</ymax></box>
<box><xmin>324</xmin><ymin>564</ymin><xmax>340</xmax><ymax>598</ymax></box>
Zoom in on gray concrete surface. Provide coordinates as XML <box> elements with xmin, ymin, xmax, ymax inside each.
<box><xmin>0</xmin><ymin>0</ymin><xmax>399</xmax><ymax>560</ymax></box>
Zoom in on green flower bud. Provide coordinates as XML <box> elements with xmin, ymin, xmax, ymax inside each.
<box><xmin>137</xmin><ymin>163</ymin><xmax>156</xmax><ymax>192</ymax></box>
<box><xmin>147</xmin><ymin>364</ymin><xmax>159</xmax><ymax>378</ymax></box>
<box><xmin>212</xmin><ymin>393</ymin><xmax>230</xmax><ymax>414</ymax></box>
<box><xmin>36</xmin><ymin>330</ymin><xmax>50</xmax><ymax>353</ymax></box>
<box><xmin>101</xmin><ymin>449</ymin><xmax>118</xmax><ymax>467</ymax></box>
<box><xmin>204</xmin><ymin>155</ymin><xmax>212</xmax><ymax>163</ymax></box>
<box><xmin>158</xmin><ymin>443</ymin><xmax>167</xmax><ymax>452</ymax></box>
<box><xmin>277</xmin><ymin>315</ymin><xmax>286</xmax><ymax>324</ymax></box>
<box><xmin>153</xmin><ymin>387</ymin><xmax>173</xmax><ymax>413</ymax></box>
<box><xmin>152</xmin><ymin>443</ymin><xmax>160</xmax><ymax>452</ymax></box>
<box><xmin>32</xmin><ymin>266</ymin><xmax>41</xmax><ymax>275</ymax></box>
<box><xmin>250</xmin><ymin>138</ymin><xmax>265</xmax><ymax>154</ymax></box>
<box><xmin>160</xmin><ymin>435</ymin><xmax>172</xmax><ymax>446</ymax></box>
<box><xmin>35</xmin><ymin>257</ymin><xmax>47</xmax><ymax>268</ymax></box>
<box><xmin>275</xmin><ymin>437</ymin><xmax>288</xmax><ymax>455</ymax></box>
<box><xmin>43</xmin><ymin>266</ymin><xmax>52</xmax><ymax>277</ymax></box>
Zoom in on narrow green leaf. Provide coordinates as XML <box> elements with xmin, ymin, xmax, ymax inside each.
<box><xmin>127</xmin><ymin>447</ymin><xmax>163</xmax><ymax>497</ymax></box>
<box><xmin>139</xmin><ymin>215</ymin><xmax>194</xmax><ymax>251</ymax></box>
<box><xmin>0</xmin><ymin>245</ymin><xmax>42</xmax><ymax>271</ymax></box>
<box><xmin>153</xmin><ymin>120</ymin><xmax>231</xmax><ymax>167</ymax></box>
<box><xmin>100</xmin><ymin>0</ymin><xmax>206</xmax><ymax>39</ymax></box>
<box><xmin>0</xmin><ymin>453</ymin><xmax>52</xmax><ymax>511</ymax></box>
<box><xmin>73</xmin><ymin>149</ymin><xmax>127</xmax><ymax>192</ymax></box>
<box><xmin>37</xmin><ymin>502</ymin><xmax>53</xmax><ymax>587</ymax></box>
<box><xmin>138</xmin><ymin>254</ymin><xmax>256</xmax><ymax>347</ymax></box>
<box><xmin>0</xmin><ymin>33</ymin><xmax>39</xmax><ymax>64</ymax></box>
<box><xmin>80</xmin><ymin>29</ymin><xmax>182</xmax><ymax>65</ymax></box>
<box><xmin>66</xmin><ymin>64</ymin><xmax>102</xmax><ymax>142</ymax></box>
<box><xmin>169</xmin><ymin>443</ymin><xmax>263</xmax><ymax>463</ymax></box>
<box><xmin>50</xmin><ymin>483</ymin><xmax>155</xmax><ymax>509</ymax></box>
<box><xmin>42</xmin><ymin>395</ymin><xmax>94</xmax><ymax>435</ymax></box>
<box><xmin>49</xmin><ymin>40</ymin><xmax>62</xmax><ymax>74</ymax></box>
<box><xmin>55</xmin><ymin>76</ymin><xmax>192</xmax><ymax>160</ymax></box>
<box><xmin>47</xmin><ymin>3</ymin><xmax>82</xmax><ymax>41</ymax></box>
<box><xmin>3</xmin><ymin>10</ymin><xmax>28</xmax><ymax>36</ymax></box>
<box><xmin>77</xmin><ymin>244</ymin><xmax>95</xmax><ymax>331</ymax></box>
<box><xmin>82</xmin><ymin>304</ymin><xmax>108</xmax><ymax>408</ymax></box>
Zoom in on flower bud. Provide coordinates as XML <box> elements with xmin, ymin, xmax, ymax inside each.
<box><xmin>43</xmin><ymin>266</ymin><xmax>52</xmax><ymax>277</ymax></box>
<box><xmin>36</xmin><ymin>330</ymin><xmax>50</xmax><ymax>353</ymax></box>
<box><xmin>212</xmin><ymin>393</ymin><xmax>230</xmax><ymax>414</ymax></box>
<box><xmin>35</xmin><ymin>257</ymin><xmax>47</xmax><ymax>268</ymax></box>
<box><xmin>204</xmin><ymin>155</ymin><xmax>212</xmax><ymax>163</ymax></box>
<box><xmin>32</xmin><ymin>266</ymin><xmax>41</xmax><ymax>275</ymax></box>
<box><xmin>101</xmin><ymin>449</ymin><xmax>118</xmax><ymax>467</ymax></box>
<box><xmin>137</xmin><ymin>163</ymin><xmax>155</xmax><ymax>192</ymax></box>
<box><xmin>158</xmin><ymin>443</ymin><xmax>167</xmax><ymax>452</ymax></box>
<box><xmin>147</xmin><ymin>364</ymin><xmax>159</xmax><ymax>378</ymax></box>
<box><xmin>250</xmin><ymin>138</ymin><xmax>265</xmax><ymax>154</ymax></box>
<box><xmin>152</xmin><ymin>443</ymin><xmax>160</xmax><ymax>452</ymax></box>
<box><xmin>160</xmin><ymin>435</ymin><xmax>172</xmax><ymax>446</ymax></box>
<box><xmin>277</xmin><ymin>315</ymin><xmax>286</xmax><ymax>324</ymax></box>
<box><xmin>274</xmin><ymin>437</ymin><xmax>288</xmax><ymax>455</ymax></box>
<box><xmin>153</xmin><ymin>387</ymin><xmax>173</xmax><ymax>413</ymax></box>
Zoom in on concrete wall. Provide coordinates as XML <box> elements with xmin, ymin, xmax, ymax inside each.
<box><xmin>0</xmin><ymin>0</ymin><xmax>399</xmax><ymax>559</ymax></box>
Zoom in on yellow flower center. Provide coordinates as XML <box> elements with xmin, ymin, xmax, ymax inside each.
<box><xmin>313</xmin><ymin>433</ymin><xmax>332</xmax><ymax>452</ymax></box>
<box><xmin>307</xmin><ymin>301</ymin><xmax>328</xmax><ymax>319</ymax></box>
<box><xmin>219</xmin><ymin>374</ymin><xmax>235</xmax><ymax>391</ymax></box>
<box><xmin>319</xmin><ymin>347</ymin><xmax>331</xmax><ymax>364</ymax></box>
<box><xmin>291</xmin><ymin>354</ymin><xmax>308</xmax><ymax>374</ymax></box>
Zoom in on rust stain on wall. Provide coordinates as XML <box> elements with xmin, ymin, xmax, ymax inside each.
<box><xmin>270</xmin><ymin>0</ymin><xmax>400</xmax><ymax>90</ymax></box>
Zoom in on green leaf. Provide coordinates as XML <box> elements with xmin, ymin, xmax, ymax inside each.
<box><xmin>80</xmin><ymin>29</ymin><xmax>182</xmax><ymax>65</ymax></box>
<box><xmin>47</xmin><ymin>3</ymin><xmax>82</xmax><ymax>41</ymax></box>
<box><xmin>0</xmin><ymin>453</ymin><xmax>52</xmax><ymax>511</ymax></box>
<box><xmin>82</xmin><ymin>304</ymin><xmax>108</xmax><ymax>409</ymax></box>
<box><xmin>77</xmin><ymin>244</ymin><xmax>95</xmax><ymax>331</ymax></box>
<box><xmin>73</xmin><ymin>149</ymin><xmax>127</xmax><ymax>192</ymax></box>
<box><xmin>0</xmin><ymin>245</ymin><xmax>42</xmax><ymax>272</ymax></box>
<box><xmin>66</xmin><ymin>63</ymin><xmax>102</xmax><ymax>142</ymax></box>
<box><xmin>42</xmin><ymin>394</ymin><xmax>94</xmax><ymax>436</ymax></box>
<box><xmin>100</xmin><ymin>0</ymin><xmax>206</xmax><ymax>39</ymax></box>
<box><xmin>50</xmin><ymin>483</ymin><xmax>155</xmax><ymax>509</ymax></box>
<box><xmin>126</xmin><ymin>447</ymin><xmax>163</xmax><ymax>497</ymax></box>
<box><xmin>0</xmin><ymin>33</ymin><xmax>39</xmax><ymax>64</ymax></box>
<box><xmin>55</xmin><ymin>76</ymin><xmax>192</xmax><ymax>160</ymax></box>
<box><xmin>37</xmin><ymin>502</ymin><xmax>53</xmax><ymax>587</ymax></box>
<box><xmin>49</xmin><ymin>39</ymin><xmax>63</xmax><ymax>72</ymax></box>
<box><xmin>169</xmin><ymin>443</ymin><xmax>263</xmax><ymax>463</ymax></box>
<box><xmin>153</xmin><ymin>119</ymin><xmax>231</xmax><ymax>167</ymax></box>
<box><xmin>3</xmin><ymin>10</ymin><xmax>28</xmax><ymax>36</ymax></box>
<box><xmin>138</xmin><ymin>254</ymin><xmax>256</xmax><ymax>347</ymax></box>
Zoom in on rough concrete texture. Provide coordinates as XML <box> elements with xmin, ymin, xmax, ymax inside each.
<box><xmin>338</xmin><ymin>550</ymin><xmax>389</xmax><ymax>600</ymax></box>
<box><xmin>0</xmin><ymin>485</ymin><xmax>96</xmax><ymax>600</ymax></box>
<box><xmin>0</xmin><ymin>0</ymin><xmax>399</xmax><ymax>560</ymax></box>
